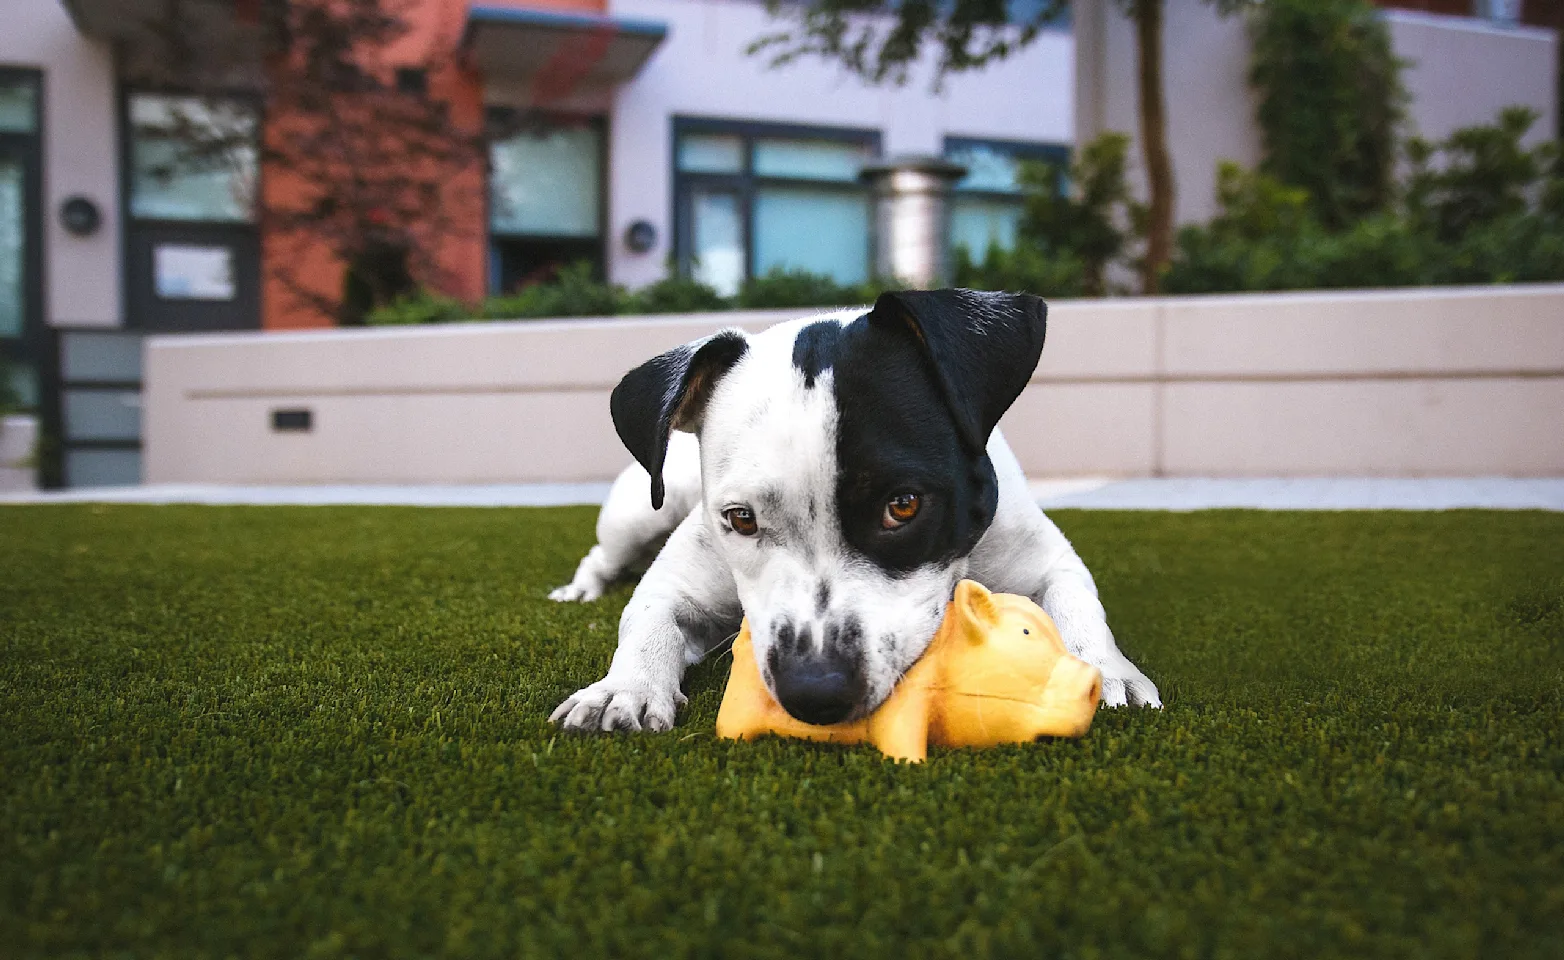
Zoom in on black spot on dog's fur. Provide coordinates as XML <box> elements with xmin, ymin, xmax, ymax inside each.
<box><xmin>791</xmin><ymin>321</ymin><xmax>842</xmax><ymax>389</ymax></box>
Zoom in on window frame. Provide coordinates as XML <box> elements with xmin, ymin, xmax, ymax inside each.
<box><xmin>485</xmin><ymin>110</ymin><xmax>609</xmax><ymax>290</ymax></box>
<box><xmin>671</xmin><ymin>116</ymin><xmax>882</xmax><ymax>290</ymax></box>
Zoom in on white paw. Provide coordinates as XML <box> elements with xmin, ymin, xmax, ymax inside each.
<box><xmin>549</xmin><ymin>581</ymin><xmax>603</xmax><ymax>603</ymax></box>
<box><xmin>1099</xmin><ymin>664</ymin><xmax>1161</xmax><ymax>709</ymax></box>
<box><xmin>548</xmin><ymin>677</ymin><xmax>687</xmax><ymax>732</ymax></box>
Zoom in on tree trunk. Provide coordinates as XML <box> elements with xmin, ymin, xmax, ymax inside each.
<box><xmin>1135</xmin><ymin>0</ymin><xmax>1173</xmax><ymax>294</ymax></box>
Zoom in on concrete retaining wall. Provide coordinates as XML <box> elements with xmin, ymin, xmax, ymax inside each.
<box><xmin>144</xmin><ymin>284</ymin><xmax>1564</xmax><ymax>484</ymax></box>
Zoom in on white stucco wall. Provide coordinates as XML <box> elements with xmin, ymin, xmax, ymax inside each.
<box><xmin>1388</xmin><ymin>10</ymin><xmax>1558</xmax><ymax>146</ymax></box>
<box><xmin>1075</xmin><ymin>0</ymin><xmax>1259</xmax><ymax>228</ymax></box>
<box><xmin>1076</xmin><ymin>0</ymin><xmax>1559</xmax><ymax>226</ymax></box>
<box><xmin>0</xmin><ymin>0</ymin><xmax>121</xmax><ymax>328</ymax></box>
<box><xmin>605</xmin><ymin>0</ymin><xmax>1075</xmax><ymax>288</ymax></box>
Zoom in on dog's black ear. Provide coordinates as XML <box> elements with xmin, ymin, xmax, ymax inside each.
<box><xmin>867</xmin><ymin>289</ymin><xmax>1047</xmax><ymax>453</ymax></box>
<box><xmin>610</xmin><ymin>329</ymin><xmax>749</xmax><ymax>509</ymax></box>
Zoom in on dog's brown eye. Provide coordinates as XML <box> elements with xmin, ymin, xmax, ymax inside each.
<box><xmin>724</xmin><ymin>507</ymin><xmax>759</xmax><ymax>536</ymax></box>
<box><xmin>882</xmin><ymin>493</ymin><xmax>921</xmax><ymax>529</ymax></box>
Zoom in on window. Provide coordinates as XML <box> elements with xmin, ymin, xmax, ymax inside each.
<box><xmin>488</xmin><ymin>117</ymin><xmax>604</xmax><ymax>292</ymax></box>
<box><xmin>944</xmin><ymin>138</ymin><xmax>1069</xmax><ymax>259</ymax></box>
<box><xmin>1</xmin><ymin>71</ymin><xmax>42</xmax><ymax>412</ymax></box>
<box><xmin>1476</xmin><ymin>0</ymin><xmax>1521</xmax><ymax>24</ymax></box>
<box><xmin>0</xmin><ymin>79</ymin><xmax>37</xmax><ymax>134</ymax></box>
<box><xmin>0</xmin><ymin>155</ymin><xmax>24</xmax><ymax>341</ymax></box>
<box><xmin>674</xmin><ymin>119</ymin><xmax>879</xmax><ymax>297</ymax></box>
<box><xmin>128</xmin><ymin>94</ymin><xmax>258</xmax><ymax>223</ymax></box>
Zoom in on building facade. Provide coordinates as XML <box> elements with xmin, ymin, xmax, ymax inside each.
<box><xmin>1075</xmin><ymin>0</ymin><xmax>1560</xmax><ymax>227</ymax></box>
<box><xmin>1</xmin><ymin>0</ymin><xmax>1074</xmax><ymax>488</ymax></box>
<box><xmin>3</xmin><ymin>0</ymin><xmax>1560</xmax><ymax>489</ymax></box>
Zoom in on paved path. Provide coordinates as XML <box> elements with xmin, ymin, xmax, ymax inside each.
<box><xmin>5</xmin><ymin>478</ymin><xmax>1563</xmax><ymax>510</ymax></box>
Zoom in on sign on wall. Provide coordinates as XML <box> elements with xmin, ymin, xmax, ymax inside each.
<box><xmin>153</xmin><ymin>244</ymin><xmax>235</xmax><ymax>301</ymax></box>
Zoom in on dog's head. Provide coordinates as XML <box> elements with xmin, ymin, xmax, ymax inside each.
<box><xmin>611</xmin><ymin>289</ymin><xmax>1047</xmax><ymax>724</ymax></box>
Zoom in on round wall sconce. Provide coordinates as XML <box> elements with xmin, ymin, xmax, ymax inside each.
<box><xmin>624</xmin><ymin>219</ymin><xmax>657</xmax><ymax>254</ymax></box>
<box><xmin>60</xmin><ymin>196</ymin><xmax>102</xmax><ymax>237</ymax></box>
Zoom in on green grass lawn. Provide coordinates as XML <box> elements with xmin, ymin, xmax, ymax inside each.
<box><xmin>3</xmin><ymin>506</ymin><xmax>1562</xmax><ymax>959</ymax></box>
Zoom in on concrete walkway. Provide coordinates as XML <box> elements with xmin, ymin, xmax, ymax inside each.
<box><xmin>5</xmin><ymin>478</ymin><xmax>1563</xmax><ymax>510</ymax></box>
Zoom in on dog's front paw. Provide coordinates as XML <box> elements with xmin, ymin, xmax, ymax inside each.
<box><xmin>548</xmin><ymin>581</ymin><xmax>602</xmax><ymax>603</ymax></box>
<box><xmin>1099</xmin><ymin>662</ymin><xmax>1161</xmax><ymax>710</ymax></box>
<box><xmin>549</xmin><ymin>677</ymin><xmax>687</xmax><ymax>732</ymax></box>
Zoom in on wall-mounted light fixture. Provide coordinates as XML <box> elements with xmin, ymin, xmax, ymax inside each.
<box><xmin>60</xmin><ymin>196</ymin><xmax>102</xmax><ymax>237</ymax></box>
<box><xmin>624</xmin><ymin>219</ymin><xmax>657</xmax><ymax>254</ymax></box>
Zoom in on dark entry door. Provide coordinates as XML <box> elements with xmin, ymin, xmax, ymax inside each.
<box><xmin>126</xmin><ymin>221</ymin><xmax>261</xmax><ymax>331</ymax></box>
<box><xmin>125</xmin><ymin>92</ymin><xmax>261</xmax><ymax>332</ymax></box>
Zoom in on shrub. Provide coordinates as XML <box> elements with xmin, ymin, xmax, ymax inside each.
<box><xmin>952</xmin><ymin>242</ymin><xmax>1086</xmax><ymax>297</ymax></box>
<box><xmin>363</xmin><ymin>291</ymin><xmax>469</xmax><ymax>325</ymax></box>
<box><xmin>735</xmin><ymin>268</ymin><xmax>901</xmax><ymax>309</ymax></box>
<box><xmin>480</xmin><ymin>261</ymin><xmax>624</xmax><ymax>319</ymax></box>
<box><xmin>1164</xmin><ymin>163</ymin><xmax>1435</xmax><ymax>294</ymax></box>
<box><xmin>736</xmin><ymin>268</ymin><xmax>860</xmax><ymax>309</ymax></box>
<box><xmin>1249</xmin><ymin>0</ymin><xmax>1404</xmax><ymax>229</ymax></box>
<box><xmin>1163</xmin><ymin>112</ymin><xmax>1564</xmax><ymax>295</ymax></box>
<box><xmin>621</xmin><ymin>273</ymin><xmax>730</xmax><ymax>314</ymax></box>
<box><xmin>1017</xmin><ymin>132</ymin><xmax>1143</xmax><ymax>295</ymax></box>
<box><xmin>365</xmin><ymin>263</ymin><xmax>903</xmax><ymax>325</ymax></box>
<box><xmin>1406</xmin><ymin>106</ymin><xmax>1547</xmax><ymax>243</ymax></box>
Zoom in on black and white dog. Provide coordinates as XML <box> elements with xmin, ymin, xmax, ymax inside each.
<box><xmin>549</xmin><ymin>289</ymin><xmax>1160</xmax><ymax>733</ymax></box>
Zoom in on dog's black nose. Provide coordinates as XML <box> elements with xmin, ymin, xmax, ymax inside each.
<box><xmin>772</xmin><ymin>652</ymin><xmax>862</xmax><ymax>726</ymax></box>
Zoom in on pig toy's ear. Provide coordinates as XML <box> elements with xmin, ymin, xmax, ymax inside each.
<box><xmin>953</xmin><ymin>580</ymin><xmax>1000</xmax><ymax>641</ymax></box>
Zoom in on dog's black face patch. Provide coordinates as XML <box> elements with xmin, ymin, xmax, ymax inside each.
<box><xmin>826</xmin><ymin>315</ymin><xmax>999</xmax><ymax>575</ymax></box>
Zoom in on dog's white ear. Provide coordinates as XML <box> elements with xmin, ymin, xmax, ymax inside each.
<box><xmin>610</xmin><ymin>328</ymin><xmax>748</xmax><ymax>509</ymax></box>
<box><xmin>867</xmin><ymin>290</ymin><xmax>1047</xmax><ymax>454</ymax></box>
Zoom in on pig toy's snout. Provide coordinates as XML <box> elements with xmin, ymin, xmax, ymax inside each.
<box><xmin>1037</xmin><ymin>656</ymin><xmax>1104</xmax><ymax>737</ymax></box>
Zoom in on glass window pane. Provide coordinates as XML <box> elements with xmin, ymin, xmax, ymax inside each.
<box><xmin>490</xmin><ymin>127</ymin><xmax>601</xmax><ymax>237</ymax></box>
<box><xmin>678</xmin><ymin>134</ymin><xmax>743</xmax><ymax>174</ymax></box>
<box><xmin>691</xmin><ymin>190</ymin><xmax>744</xmax><ymax>298</ymax></box>
<box><xmin>753</xmin><ymin>188</ymin><xmax>869</xmax><ymax>286</ymax></box>
<box><xmin>66</xmin><ymin>449</ymin><xmax>142</xmax><ymax>488</ymax></box>
<box><xmin>753</xmin><ymin>139</ymin><xmax>870</xmax><ymax>182</ymax></box>
<box><xmin>130</xmin><ymin>94</ymin><xmax>257</xmax><ymax>222</ymax></box>
<box><xmin>950</xmin><ymin>197</ymin><xmax>1022</xmax><ymax>256</ymax></box>
<box><xmin>62</xmin><ymin>332</ymin><xmax>143</xmax><ymax>382</ymax></box>
<box><xmin>947</xmin><ymin>143</ymin><xmax>1026</xmax><ymax>193</ymax></box>
<box><xmin>64</xmin><ymin>389</ymin><xmax>142</xmax><ymax>442</ymax></box>
<box><xmin>0</xmin><ymin>158</ymin><xmax>23</xmax><ymax>338</ymax></box>
<box><xmin>0</xmin><ymin>81</ymin><xmax>38</xmax><ymax>133</ymax></box>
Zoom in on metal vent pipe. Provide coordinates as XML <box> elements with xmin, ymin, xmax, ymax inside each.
<box><xmin>859</xmin><ymin>156</ymin><xmax>968</xmax><ymax>288</ymax></box>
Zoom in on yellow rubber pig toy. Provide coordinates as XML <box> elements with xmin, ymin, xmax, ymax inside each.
<box><xmin>715</xmin><ymin>579</ymin><xmax>1102</xmax><ymax>762</ymax></box>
